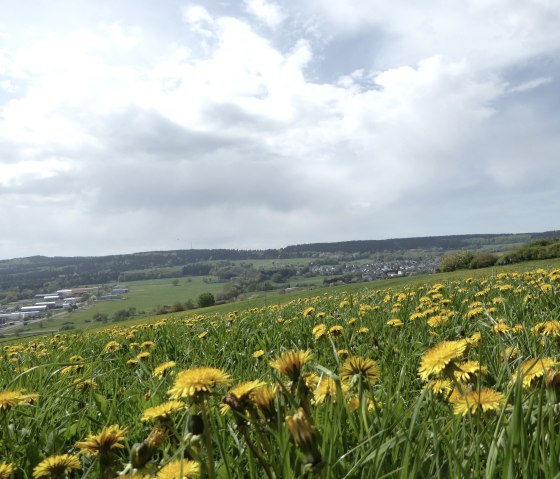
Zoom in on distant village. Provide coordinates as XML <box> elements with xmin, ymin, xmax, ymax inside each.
<box><xmin>309</xmin><ymin>258</ymin><xmax>439</xmax><ymax>282</ymax></box>
<box><xmin>0</xmin><ymin>285</ymin><xmax>128</xmax><ymax>328</ymax></box>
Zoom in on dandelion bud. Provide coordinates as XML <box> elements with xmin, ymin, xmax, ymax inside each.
<box><xmin>285</xmin><ymin>408</ymin><xmax>322</xmax><ymax>469</ymax></box>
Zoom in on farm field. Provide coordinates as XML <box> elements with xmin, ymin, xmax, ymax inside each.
<box><xmin>2</xmin><ymin>260</ymin><xmax>560</xmax><ymax>477</ymax></box>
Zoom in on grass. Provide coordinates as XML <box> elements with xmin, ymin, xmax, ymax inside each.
<box><xmin>2</xmin><ymin>259</ymin><xmax>560</xmax><ymax>477</ymax></box>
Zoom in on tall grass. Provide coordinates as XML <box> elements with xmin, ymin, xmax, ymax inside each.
<box><xmin>1</xmin><ymin>267</ymin><xmax>560</xmax><ymax>477</ymax></box>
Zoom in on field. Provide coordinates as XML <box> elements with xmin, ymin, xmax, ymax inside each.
<box><xmin>2</xmin><ymin>261</ymin><xmax>560</xmax><ymax>478</ymax></box>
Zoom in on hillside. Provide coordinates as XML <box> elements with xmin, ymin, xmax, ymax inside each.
<box><xmin>1</xmin><ymin>231</ymin><xmax>559</xmax><ymax>298</ymax></box>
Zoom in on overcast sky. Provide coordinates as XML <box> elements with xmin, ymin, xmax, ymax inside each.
<box><xmin>1</xmin><ymin>1</ymin><xmax>559</xmax><ymax>259</ymax></box>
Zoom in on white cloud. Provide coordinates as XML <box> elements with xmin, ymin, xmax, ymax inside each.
<box><xmin>245</xmin><ymin>0</ymin><xmax>285</xmax><ymax>28</ymax></box>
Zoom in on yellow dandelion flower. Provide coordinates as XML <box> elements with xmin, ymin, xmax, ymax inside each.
<box><xmin>0</xmin><ymin>462</ymin><xmax>14</xmax><ymax>479</ymax></box>
<box><xmin>339</xmin><ymin>300</ymin><xmax>350</xmax><ymax>308</ymax></box>
<box><xmin>313</xmin><ymin>376</ymin><xmax>348</xmax><ymax>404</ymax></box>
<box><xmin>454</xmin><ymin>361</ymin><xmax>488</xmax><ymax>382</ymax></box>
<box><xmin>70</xmin><ymin>355</ymin><xmax>83</xmax><ymax>362</ymax></box>
<box><xmin>127</xmin><ymin>359</ymin><xmax>139</xmax><ymax>367</ymax></box>
<box><xmin>153</xmin><ymin>361</ymin><xmax>177</xmax><ymax>379</ymax></box>
<box><xmin>197</xmin><ymin>332</ymin><xmax>208</xmax><ymax>339</ymax></box>
<box><xmin>0</xmin><ymin>390</ymin><xmax>37</xmax><ymax>412</ymax></box>
<box><xmin>137</xmin><ymin>351</ymin><xmax>150</xmax><ymax>361</ymax></box>
<box><xmin>141</xmin><ymin>341</ymin><xmax>155</xmax><ymax>349</ymax></box>
<box><xmin>252</xmin><ymin>349</ymin><xmax>265</xmax><ymax>359</ymax></box>
<box><xmin>450</xmin><ymin>388</ymin><xmax>506</xmax><ymax>416</ymax></box>
<box><xmin>387</xmin><ymin>319</ymin><xmax>403</xmax><ymax>327</ymax></box>
<box><xmin>103</xmin><ymin>341</ymin><xmax>121</xmax><ymax>353</ymax></box>
<box><xmin>142</xmin><ymin>400</ymin><xmax>185</xmax><ymax>422</ymax></box>
<box><xmin>466</xmin><ymin>332</ymin><xmax>481</xmax><ymax>346</ymax></box>
<box><xmin>418</xmin><ymin>340</ymin><xmax>467</xmax><ymax>381</ymax></box>
<box><xmin>74</xmin><ymin>379</ymin><xmax>97</xmax><ymax>391</ymax></box>
<box><xmin>328</xmin><ymin>325</ymin><xmax>344</xmax><ymax>338</ymax></box>
<box><xmin>512</xmin><ymin>357</ymin><xmax>558</xmax><ymax>387</ymax></box>
<box><xmin>167</xmin><ymin>367</ymin><xmax>232</xmax><ymax>400</ymax></box>
<box><xmin>156</xmin><ymin>459</ymin><xmax>200</xmax><ymax>479</ymax></box>
<box><xmin>501</xmin><ymin>346</ymin><xmax>520</xmax><ymax>361</ymax></box>
<box><xmin>75</xmin><ymin>424</ymin><xmax>128</xmax><ymax>456</ymax></box>
<box><xmin>270</xmin><ymin>350</ymin><xmax>313</xmax><ymax>381</ymax></box>
<box><xmin>427</xmin><ymin>315</ymin><xmax>448</xmax><ymax>328</ymax></box>
<box><xmin>424</xmin><ymin>379</ymin><xmax>453</xmax><ymax>395</ymax></box>
<box><xmin>340</xmin><ymin>356</ymin><xmax>380</xmax><ymax>385</ymax></box>
<box><xmin>312</xmin><ymin>324</ymin><xmax>326</xmax><ymax>340</ymax></box>
<box><xmin>493</xmin><ymin>321</ymin><xmax>511</xmax><ymax>334</ymax></box>
<box><xmin>337</xmin><ymin>349</ymin><xmax>349</xmax><ymax>358</ymax></box>
<box><xmin>0</xmin><ymin>390</ymin><xmax>25</xmax><ymax>412</ymax></box>
<box><xmin>33</xmin><ymin>454</ymin><xmax>81</xmax><ymax>478</ymax></box>
<box><xmin>303</xmin><ymin>307</ymin><xmax>315</xmax><ymax>317</ymax></box>
<box><xmin>251</xmin><ymin>385</ymin><xmax>277</xmax><ymax>420</ymax></box>
<box><xmin>222</xmin><ymin>380</ymin><xmax>266</xmax><ymax>414</ymax></box>
<box><xmin>467</xmin><ymin>307</ymin><xmax>485</xmax><ymax>319</ymax></box>
<box><xmin>533</xmin><ymin>321</ymin><xmax>560</xmax><ymax>337</ymax></box>
<box><xmin>357</xmin><ymin>327</ymin><xmax>369</xmax><ymax>334</ymax></box>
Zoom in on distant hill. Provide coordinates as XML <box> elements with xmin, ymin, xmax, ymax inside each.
<box><xmin>1</xmin><ymin>231</ymin><xmax>559</xmax><ymax>297</ymax></box>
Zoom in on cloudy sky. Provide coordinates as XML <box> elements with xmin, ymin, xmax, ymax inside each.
<box><xmin>1</xmin><ymin>1</ymin><xmax>559</xmax><ymax>259</ymax></box>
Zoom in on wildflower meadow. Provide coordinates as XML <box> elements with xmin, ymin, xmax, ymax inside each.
<box><xmin>2</xmin><ymin>267</ymin><xmax>560</xmax><ymax>478</ymax></box>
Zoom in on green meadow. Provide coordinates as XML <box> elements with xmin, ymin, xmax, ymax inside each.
<box><xmin>2</xmin><ymin>258</ymin><xmax>560</xmax><ymax>478</ymax></box>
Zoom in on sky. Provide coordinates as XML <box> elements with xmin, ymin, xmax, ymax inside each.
<box><xmin>1</xmin><ymin>0</ymin><xmax>559</xmax><ymax>259</ymax></box>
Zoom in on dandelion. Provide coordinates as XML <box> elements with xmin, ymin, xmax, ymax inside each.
<box><xmin>418</xmin><ymin>340</ymin><xmax>467</xmax><ymax>381</ymax></box>
<box><xmin>303</xmin><ymin>307</ymin><xmax>315</xmax><ymax>317</ymax></box>
<box><xmin>33</xmin><ymin>454</ymin><xmax>81</xmax><ymax>478</ymax></box>
<box><xmin>328</xmin><ymin>325</ymin><xmax>344</xmax><ymax>338</ymax></box>
<box><xmin>270</xmin><ymin>350</ymin><xmax>313</xmax><ymax>381</ymax></box>
<box><xmin>453</xmin><ymin>361</ymin><xmax>488</xmax><ymax>382</ymax></box>
<box><xmin>337</xmin><ymin>349</ymin><xmax>349</xmax><ymax>358</ymax></box>
<box><xmin>75</xmin><ymin>424</ymin><xmax>128</xmax><ymax>456</ymax></box>
<box><xmin>427</xmin><ymin>315</ymin><xmax>448</xmax><ymax>328</ymax></box>
<box><xmin>74</xmin><ymin>379</ymin><xmax>97</xmax><ymax>392</ymax></box>
<box><xmin>0</xmin><ymin>463</ymin><xmax>13</xmax><ymax>479</ymax></box>
<box><xmin>252</xmin><ymin>349</ymin><xmax>265</xmax><ymax>359</ymax></box>
<box><xmin>340</xmin><ymin>356</ymin><xmax>380</xmax><ymax>386</ymax></box>
<box><xmin>387</xmin><ymin>319</ymin><xmax>403</xmax><ymax>327</ymax></box>
<box><xmin>425</xmin><ymin>379</ymin><xmax>453</xmax><ymax>395</ymax></box>
<box><xmin>103</xmin><ymin>341</ymin><xmax>121</xmax><ymax>353</ymax></box>
<box><xmin>167</xmin><ymin>367</ymin><xmax>232</xmax><ymax>400</ymax></box>
<box><xmin>450</xmin><ymin>388</ymin><xmax>506</xmax><ymax>416</ymax></box>
<box><xmin>221</xmin><ymin>380</ymin><xmax>266</xmax><ymax>415</ymax></box>
<box><xmin>156</xmin><ymin>459</ymin><xmax>200</xmax><ymax>479</ymax></box>
<box><xmin>512</xmin><ymin>357</ymin><xmax>558</xmax><ymax>387</ymax></box>
<box><xmin>0</xmin><ymin>390</ymin><xmax>37</xmax><ymax>412</ymax></box>
<box><xmin>137</xmin><ymin>351</ymin><xmax>150</xmax><ymax>361</ymax></box>
<box><xmin>313</xmin><ymin>376</ymin><xmax>348</xmax><ymax>404</ymax></box>
<box><xmin>357</xmin><ymin>327</ymin><xmax>369</xmax><ymax>334</ymax></box>
<box><xmin>141</xmin><ymin>341</ymin><xmax>155</xmax><ymax>349</ymax></box>
<box><xmin>312</xmin><ymin>324</ymin><xmax>326</xmax><ymax>340</ymax></box>
<box><xmin>285</xmin><ymin>408</ymin><xmax>322</xmax><ymax>468</ymax></box>
<box><xmin>153</xmin><ymin>361</ymin><xmax>176</xmax><ymax>379</ymax></box>
<box><xmin>252</xmin><ymin>385</ymin><xmax>277</xmax><ymax>421</ymax></box>
<box><xmin>197</xmin><ymin>332</ymin><xmax>208</xmax><ymax>339</ymax></box>
<box><xmin>533</xmin><ymin>321</ymin><xmax>560</xmax><ymax>337</ymax></box>
<box><xmin>493</xmin><ymin>322</ymin><xmax>511</xmax><ymax>334</ymax></box>
<box><xmin>142</xmin><ymin>400</ymin><xmax>185</xmax><ymax>422</ymax></box>
<box><xmin>127</xmin><ymin>359</ymin><xmax>139</xmax><ymax>367</ymax></box>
